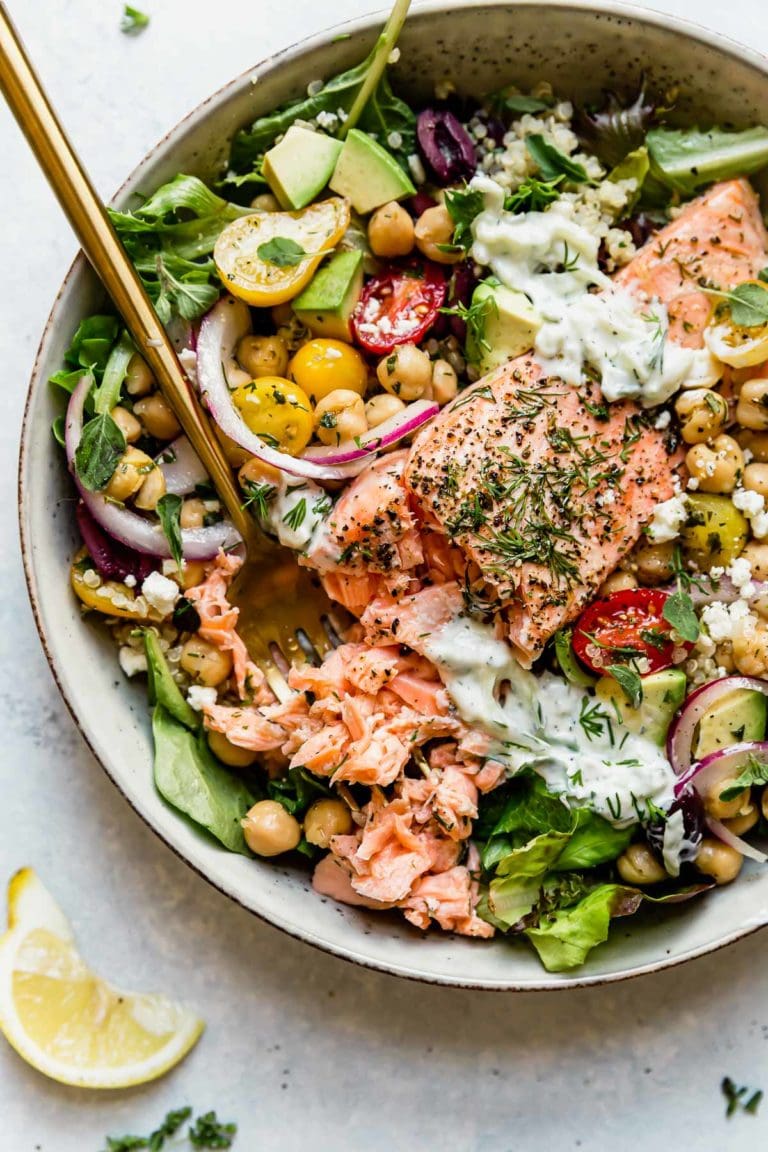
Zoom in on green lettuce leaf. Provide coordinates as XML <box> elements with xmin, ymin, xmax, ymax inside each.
<box><xmin>152</xmin><ymin>705</ymin><xmax>255</xmax><ymax>855</ymax></box>
<box><xmin>552</xmin><ymin>810</ymin><xmax>633</xmax><ymax>871</ymax></box>
<box><xmin>524</xmin><ymin>883</ymin><xmax>641</xmax><ymax>971</ymax></box>
<box><xmin>144</xmin><ymin>629</ymin><xmax>197</xmax><ymax>730</ymax></box>
<box><xmin>647</xmin><ymin>125</ymin><xmax>768</xmax><ymax>195</ymax></box>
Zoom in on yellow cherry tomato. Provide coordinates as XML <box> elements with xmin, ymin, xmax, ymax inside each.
<box><xmin>289</xmin><ymin>339</ymin><xmax>368</xmax><ymax>404</ymax></box>
<box><xmin>70</xmin><ymin>550</ymin><xmax>160</xmax><ymax>621</ymax></box>
<box><xmin>705</xmin><ymin>281</ymin><xmax>768</xmax><ymax>368</ymax></box>
<box><xmin>214</xmin><ymin>198</ymin><xmax>350</xmax><ymax>307</ymax></box>
<box><xmin>231</xmin><ymin>376</ymin><xmax>313</xmax><ymax>455</ymax></box>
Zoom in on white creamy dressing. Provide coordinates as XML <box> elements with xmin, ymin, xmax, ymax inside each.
<box><xmin>661</xmin><ymin>808</ymin><xmax>694</xmax><ymax>877</ymax></box>
<box><xmin>469</xmin><ymin>175</ymin><xmax>720</xmax><ymax>406</ymax></box>
<box><xmin>262</xmin><ymin>477</ymin><xmax>331</xmax><ymax>553</ymax></box>
<box><xmin>424</xmin><ymin>615</ymin><xmax>676</xmax><ymax>827</ymax></box>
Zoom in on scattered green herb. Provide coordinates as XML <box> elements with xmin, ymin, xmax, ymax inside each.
<box><xmin>257</xmin><ymin>236</ymin><xmax>308</xmax><ymax>267</ymax></box>
<box><xmin>444</xmin><ymin>186</ymin><xmax>486</xmax><ymax>251</ymax></box>
<box><xmin>662</xmin><ymin>588</ymin><xmax>700</xmax><ymax>643</ymax></box>
<box><xmin>104</xmin><ymin>1107</ymin><xmax>237</xmax><ymax>1152</ymax></box>
<box><xmin>282</xmin><ymin>497</ymin><xmax>307</xmax><ymax>532</ymax></box>
<box><xmin>156</xmin><ymin>493</ymin><xmax>184</xmax><ymax>570</ymax></box>
<box><xmin>74</xmin><ymin>409</ymin><xmax>126</xmax><ymax>492</ymax></box>
<box><xmin>607</xmin><ymin>663</ymin><xmax>643</xmax><ymax>709</ymax></box>
<box><xmin>721</xmin><ymin>1076</ymin><xmax>763</xmax><ymax>1118</ymax></box>
<box><xmin>242</xmin><ymin>480</ymin><xmax>277</xmax><ymax>520</ymax></box>
<box><xmin>719</xmin><ymin>754</ymin><xmax>768</xmax><ymax>801</ymax></box>
<box><xmin>709</xmin><ymin>280</ymin><xmax>768</xmax><ymax>328</ymax></box>
<box><xmin>189</xmin><ymin>1111</ymin><xmax>238</xmax><ymax>1149</ymax></box>
<box><xmin>120</xmin><ymin>5</ymin><xmax>150</xmax><ymax>35</ymax></box>
<box><xmin>504</xmin><ymin>175</ymin><xmax>563</xmax><ymax>214</ymax></box>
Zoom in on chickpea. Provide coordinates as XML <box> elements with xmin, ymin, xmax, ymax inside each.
<box><xmin>110</xmin><ymin>405</ymin><xmax>142</xmax><ymax>444</ymax></box>
<box><xmin>237</xmin><ymin>334</ymin><xmax>289</xmax><ymax>380</ymax></box>
<box><xmin>133</xmin><ymin>464</ymin><xmax>167</xmax><ymax>512</ymax></box>
<box><xmin>742</xmin><ymin>543</ymin><xmax>768</xmax><ymax>582</ymax></box>
<box><xmin>685</xmin><ymin>435</ymin><xmax>744</xmax><ymax>494</ymax></box>
<box><xmin>241</xmin><ymin>799</ymin><xmax>301</xmax><ymax>857</ymax></box>
<box><xmin>736</xmin><ymin>377</ymin><xmax>768</xmax><ymax>431</ymax></box>
<box><xmin>180</xmin><ymin>498</ymin><xmax>207</xmax><ymax>530</ymax></box>
<box><xmin>133</xmin><ymin>393</ymin><xmax>181</xmax><ymax>441</ymax></box>
<box><xmin>365</xmin><ymin>393</ymin><xmax>406</xmax><ymax>428</ymax></box>
<box><xmin>694</xmin><ymin>837</ymin><xmax>743</xmax><ymax>884</ymax></box>
<box><xmin>179</xmin><ymin>635</ymin><xmax>233</xmax><ymax>687</ymax></box>
<box><xmin>674</xmin><ymin>388</ymin><xmax>727</xmax><ymax>444</ymax></box>
<box><xmin>743</xmin><ymin>461</ymin><xmax>768</xmax><ymax>499</ymax></box>
<box><xmin>732</xmin><ymin>620</ymin><xmax>768</xmax><ymax>677</ymax></box>
<box><xmin>632</xmin><ymin>540</ymin><xmax>675</xmax><ymax>586</ymax></box>
<box><xmin>250</xmin><ymin>192</ymin><xmax>280</xmax><ymax>211</ymax></box>
<box><xmin>616</xmin><ymin>843</ymin><xmax>667</xmax><ymax>885</ymax></box>
<box><xmin>704</xmin><ymin>779</ymin><xmax>751</xmax><ymax>821</ymax></box>
<box><xmin>125</xmin><ymin>353</ymin><xmax>155</xmax><ymax>397</ymax></box>
<box><xmin>314</xmin><ymin>390</ymin><xmax>368</xmax><ymax>446</ymax></box>
<box><xmin>724</xmin><ymin>803</ymin><xmax>759</xmax><ymax>837</ymax></box>
<box><xmin>414</xmin><ymin>204</ymin><xmax>462</xmax><ymax>264</ymax></box>
<box><xmin>238</xmin><ymin>456</ymin><xmax>282</xmax><ymax>490</ymax></box>
<box><xmin>599</xmin><ymin>570</ymin><xmax>638</xmax><ymax>596</ymax></box>
<box><xmin>207</xmin><ymin>728</ymin><xmax>258</xmax><ymax>768</ymax></box>
<box><xmin>377</xmin><ymin>343</ymin><xmax>433</xmax><ymax>401</ymax></box>
<box><xmin>367</xmin><ymin>200</ymin><xmax>415</xmax><ymax>258</ymax></box>
<box><xmin>177</xmin><ymin>560</ymin><xmax>206</xmax><ymax>592</ymax></box>
<box><xmin>736</xmin><ymin>429</ymin><xmax>768</xmax><ymax>462</ymax></box>
<box><xmin>303</xmin><ymin>798</ymin><xmax>354</xmax><ymax>848</ymax></box>
<box><xmin>431</xmin><ymin>359</ymin><xmax>459</xmax><ymax>406</ymax></box>
<box><xmin>103</xmin><ymin>446</ymin><xmax>154</xmax><ymax>502</ymax></box>
<box><xmin>714</xmin><ymin>641</ymin><xmax>736</xmax><ymax>672</ymax></box>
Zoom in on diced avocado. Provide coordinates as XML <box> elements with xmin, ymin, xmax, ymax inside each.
<box><xmin>263</xmin><ymin>126</ymin><xmax>343</xmax><ymax>210</ymax></box>
<box><xmin>466</xmin><ymin>280</ymin><xmax>541</xmax><ymax>374</ymax></box>
<box><xmin>555</xmin><ymin>627</ymin><xmax>597</xmax><ymax>688</ymax></box>
<box><xmin>595</xmin><ymin>668</ymin><xmax>687</xmax><ymax>746</ymax></box>
<box><xmin>329</xmin><ymin>129</ymin><xmax>415</xmax><ymax>215</ymax></box>
<box><xmin>293</xmin><ymin>249</ymin><xmax>364</xmax><ymax>341</ymax></box>
<box><xmin>694</xmin><ymin>689</ymin><xmax>767</xmax><ymax>759</ymax></box>
<box><xmin>680</xmin><ymin>494</ymin><xmax>748</xmax><ymax>570</ymax></box>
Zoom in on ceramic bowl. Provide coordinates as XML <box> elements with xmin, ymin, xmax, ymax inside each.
<box><xmin>20</xmin><ymin>0</ymin><xmax>768</xmax><ymax>989</ymax></box>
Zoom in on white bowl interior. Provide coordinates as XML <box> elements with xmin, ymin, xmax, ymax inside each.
<box><xmin>20</xmin><ymin>0</ymin><xmax>768</xmax><ymax>988</ymax></box>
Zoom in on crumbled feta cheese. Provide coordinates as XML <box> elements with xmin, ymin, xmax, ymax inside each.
<box><xmin>162</xmin><ymin>559</ymin><xmax>182</xmax><ymax>577</ymax></box>
<box><xmin>727</xmin><ymin>556</ymin><xmax>753</xmax><ymax>590</ymax></box>
<box><xmin>118</xmin><ymin>646</ymin><xmax>147</xmax><ymax>678</ymax></box>
<box><xmin>700</xmin><ymin>599</ymin><xmax>755</xmax><ymax>643</ymax></box>
<box><xmin>733</xmin><ymin>487</ymin><xmax>764</xmax><ymax>518</ymax></box>
<box><xmin>82</xmin><ymin>568</ymin><xmax>101</xmax><ymax>589</ymax></box>
<box><xmin>124</xmin><ymin>574</ymin><xmax>137</xmax><ymax>588</ymax></box>
<box><xmin>187</xmin><ymin>685</ymin><xmax>217</xmax><ymax>712</ymax></box>
<box><xmin>687</xmin><ymin>476</ymin><xmax>700</xmax><ymax>490</ymax></box>
<box><xmin>387</xmin><ymin>130</ymin><xmax>403</xmax><ymax>151</ymax></box>
<box><xmin>653</xmin><ymin>410</ymin><xmax>672</xmax><ymax>430</ymax></box>
<box><xmin>141</xmin><ymin>571</ymin><xmax>180</xmax><ymax>617</ymax></box>
<box><xmin>646</xmin><ymin>494</ymin><xmax>688</xmax><ymax>544</ymax></box>
<box><xmin>315</xmin><ymin>110</ymin><xmax>338</xmax><ymax>131</ymax></box>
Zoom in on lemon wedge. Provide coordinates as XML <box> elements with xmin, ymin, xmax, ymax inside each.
<box><xmin>0</xmin><ymin>869</ymin><xmax>203</xmax><ymax>1088</ymax></box>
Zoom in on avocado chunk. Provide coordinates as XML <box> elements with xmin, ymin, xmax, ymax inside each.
<box><xmin>694</xmin><ymin>689</ymin><xmax>767</xmax><ymax>759</ymax></box>
<box><xmin>263</xmin><ymin>126</ymin><xmax>343</xmax><ymax>210</ymax></box>
<box><xmin>555</xmin><ymin>627</ymin><xmax>597</xmax><ymax>688</ymax></box>
<box><xmin>680</xmin><ymin>494</ymin><xmax>748</xmax><ymax>569</ymax></box>
<box><xmin>466</xmin><ymin>280</ymin><xmax>541</xmax><ymax>373</ymax></box>
<box><xmin>595</xmin><ymin>668</ymin><xmax>687</xmax><ymax>746</ymax></box>
<box><xmin>329</xmin><ymin>129</ymin><xmax>415</xmax><ymax>215</ymax></box>
<box><xmin>293</xmin><ymin>249</ymin><xmax>364</xmax><ymax>342</ymax></box>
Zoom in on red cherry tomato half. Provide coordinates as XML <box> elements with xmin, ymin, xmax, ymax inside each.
<box><xmin>351</xmin><ymin>262</ymin><xmax>447</xmax><ymax>356</ymax></box>
<box><xmin>572</xmin><ymin>588</ymin><xmax>692</xmax><ymax>676</ymax></box>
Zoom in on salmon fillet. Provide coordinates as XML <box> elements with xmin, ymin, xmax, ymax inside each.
<box><xmin>615</xmin><ymin>178</ymin><xmax>768</xmax><ymax>345</ymax></box>
<box><xmin>403</xmin><ymin>179</ymin><xmax>768</xmax><ymax>665</ymax></box>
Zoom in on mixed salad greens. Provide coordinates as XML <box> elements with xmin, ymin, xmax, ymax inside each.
<box><xmin>53</xmin><ymin>0</ymin><xmax>768</xmax><ymax>971</ymax></box>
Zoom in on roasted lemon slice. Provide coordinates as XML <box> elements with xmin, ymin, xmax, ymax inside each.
<box><xmin>0</xmin><ymin>869</ymin><xmax>203</xmax><ymax>1088</ymax></box>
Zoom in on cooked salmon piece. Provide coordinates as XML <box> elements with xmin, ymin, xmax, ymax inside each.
<box><xmin>616</xmin><ymin>178</ymin><xmax>768</xmax><ymax>345</ymax></box>
<box><xmin>400</xmin><ymin>865</ymin><xmax>495</xmax><ymax>937</ymax></box>
<box><xmin>186</xmin><ymin>553</ymin><xmax>267</xmax><ymax>701</ymax></box>
<box><xmin>404</xmin><ymin>373</ymin><xmax>681</xmax><ymax>665</ymax></box>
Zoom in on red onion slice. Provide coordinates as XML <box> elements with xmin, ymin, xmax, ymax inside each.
<box><xmin>197</xmin><ymin>298</ymin><xmax>367</xmax><ymax>482</ymax></box>
<box><xmin>302</xmin><ymin>399</ymin><xmax>439</xmax><ymax>466</ymax></box>
<box><xmin>155</xmin><ymin>435</ymin><xmax>209</xmax><ymax>496</ymax></box>
<box><xmin>197</xmin><ymin>297</ymin><xmax>439</xmax><ymax>481</ymax></box>
<box><xmin>66</xmin><ymin>374</ymin><xmax>240</xmax><ymax>560</ymax></box>
<box><xmin>674</xmin><ymin>740</ymin><xmax>768</xmax><ymax>797</ymax></box>
<box><xmin>666</xmin><ymin>675</ymin><xmax>768</xmax><ymax>777</ymax></box>
<box><xmin>705</xmin><ymin>817</ymin><xmax>768</xmax><ymax>864</ymax></box>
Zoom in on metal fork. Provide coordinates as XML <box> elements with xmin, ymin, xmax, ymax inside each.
<box><xmin>0</xmin><ymin>4</ymin><xmax>335</xmax><ymax>696</ymax></box>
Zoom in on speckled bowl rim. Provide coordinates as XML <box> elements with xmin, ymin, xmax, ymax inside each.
<box><xmin>18</xmin><ymin>0</ymin><xmax>768</xmax><ymax>990</ymax></box>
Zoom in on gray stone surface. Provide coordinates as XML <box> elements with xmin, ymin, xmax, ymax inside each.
<box><xmin>0</xmin><ymin>1</ymin><xmax>766</xmax><ymax>1148</ymax></box>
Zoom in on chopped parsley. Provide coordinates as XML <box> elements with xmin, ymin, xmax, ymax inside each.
<box><xmin>120</xmin><ymin>5</ymin><xmax>150</xmax><ymax>34</ymax></box>
<box><xmin>721</xmin><ymin>1077</ymin><xmax>763</xmax><ymax>1118</ymax></box>
<box><xmin>257</xmin><ymin>236</ymin><xmax>308</xmax><ymax>267</ymax></box>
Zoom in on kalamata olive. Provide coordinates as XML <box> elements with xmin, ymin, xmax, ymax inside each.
<box><xmin>408</xmin><ymin>191</ymin><xmax>438</xmax><ymax>217</ymax></box>
<box><xmin>416</xmin><ymin>109</ymin><xmax>477</xmax><ymax>185</ymax></box>
<box><xmin>76</xmin><ymin>502</ymin><xmax>157</xmax><ymax>584</ymax></box>
<box><xmin>646</xmin><ymin>788</ymin><xmax>704</xmax><ymax>865</ymax></box>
